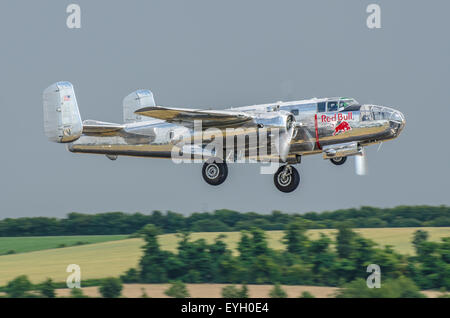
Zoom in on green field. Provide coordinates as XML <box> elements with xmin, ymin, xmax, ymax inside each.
<box><xmin>0</xmin><ymin>227</ymin><xmax>449</xmax><ymax>285</ymax></box>
<box><xmin>0</xmin><ymin>235</ymin><xmax>128</xmax><ymax>255</ymax></box>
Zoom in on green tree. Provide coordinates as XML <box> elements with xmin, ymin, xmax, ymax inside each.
<box><xmin>239</xmin><ymin>284</ymin><xmax>249</xmax><ymax>298</ymax></box>
<box><xmin>120</xmin><ymin>268</ymin><xmax>139</xmax><ymax>283</ymax></box>
<box><xmin>222</xmin><ymin>285</ymin><xmax>241</xmax><ymax>298</ymax></box>
<box><xmin>412</xmin><ymin>230</ymin><xmax>429</xmax><ymax>254</ymax></box>
<box><xmin>139</xmin><ymin>224</ymin><xmax>173</xmax><ymax>283</ymax></box>
<box><xmin>209</xmin><ymin>235</ymin><xmax>236</xmax><ymax>283</ymax></box>
<box><xmin>221</xmin><ymin>284</ymin><xmax>249</xmax><ymax>298</ymax></box>
<box><xmin>70</xmin><ymin>288</ymin><xmax>88</xmax><ymax>298</ymax></box>
<box><xmin>284</xmin><ymin>263</ymin><xmax>313</xmax><ymax>285</ymax></box>
<box><xmin>176</xmin><ymin>232</ymin><xmax>215</xmax><ymax>282</ymax></box>
<box><xmin>336</xmin><ymin>222</ymin><xmax>356</xmax><ymax>259</ymax></box>
<box><xmin>164</xmin><ymin>281</ymin><xmax>190</xmax><ymax>298</ymax></box>
<box><xmin>283</xmin><ymin>219</ymin><xmax>309</xmax><ymax>256</ymax></box>
<box><xmin>308</xmin><ymin>234</ymin><xmax>336</xmax><ymax>284</ymax></box>
<box><xmin>336</xmin><ymin>276</ymin><xmax>425</xmax><ymax>298</ymax></box>
<box><xmin>250</xmin><ymin>227</ymin><xmax>269</xmax><ymax>256</ymax></box>
<box><xmin>237</xmin><ymin>231</ymin><xmax>252</xmax><ymax>261</ymax></box>
<box><xmin>39</xmin><ymin>278</ymin><xmax>56</xmax><ymax>298</ymax></box>
<box><xmin>409</xmin><ymin>237</ymin><xmax>450</xmax><ymax>290</ymax></box>
<box><xmin>269</xmin><ymin>283</ymin><xmax>288</xmax><ymax>298</ymax></box>
<box><xmin>99</xmin><ymin>277</ymin><xmax>123</xmax><ymax>298</ymax></box>
<box><xmin>6</xmin><ymin>275</ymin><xmax>32</xmax><ymax>298</ymax></box>
<box><xmin>299</xmin><ymin>291</ymin><xmax>314</xmax><ymax>298</ymax></box>
<box><xmin>191</xmin><ymin>219</ymin><xmax>230</xmax><ymax>232</ymax></box>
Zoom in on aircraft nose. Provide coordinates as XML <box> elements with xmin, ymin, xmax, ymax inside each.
<box><xmin>390</xmin><ymin>109</ymin><xmax>406</xmax><ymax>135</ymax></box>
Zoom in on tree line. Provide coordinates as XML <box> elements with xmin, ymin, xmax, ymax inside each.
<box><xmin>119</xmin><ymin>222</ymin><xmax>450</xmax><ymax>291</ymax></box>
<box><xmin>1</xmin><ymin>223</ymin><xmax>449</xmax><ymax>297</ymax></box>
<box><xmin>0</xmin><ymin>205</ymin><xmax>449</xmax><ymax>237</ymax></box>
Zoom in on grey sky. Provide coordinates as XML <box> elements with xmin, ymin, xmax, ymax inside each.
<box><xmin>0</xmin><ymin>0</ymin><xmax>449</xmax><ymax>218</ymax></box>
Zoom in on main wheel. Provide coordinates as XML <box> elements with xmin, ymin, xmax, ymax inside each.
<box><xmin>202</xmin><ymin>160</ymin><xmax>228</xmax><ymax>186</ymax></box>
<box><xmin>330</xmin><ymin>156</ymin><xmax>347</xmax><ymax>165</ymax></box>
<box><xmin>274</xmin><ymin>165</ymin><xmax>300</xmax><ymax>193</ymax></box>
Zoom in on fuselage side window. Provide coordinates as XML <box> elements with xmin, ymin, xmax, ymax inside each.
<box><xmin>327</xmin><ymin>101</ymin><xmax>338</xmax><ymax>112</ymax></box>
<box><xmin>318</xmin><ymin>102</ymin><xmax>326</xmax><ymax>112</ymax></box>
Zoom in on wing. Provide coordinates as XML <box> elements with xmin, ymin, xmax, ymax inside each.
<box><xmin>82</xmin><ymin>120</ymin><xmax>124</xmax><ymax>136</ymax></box>
<box><xmin>134</xmin><ymin>106</ymin><xmax>253</xmax><ymax>129</ymax></box>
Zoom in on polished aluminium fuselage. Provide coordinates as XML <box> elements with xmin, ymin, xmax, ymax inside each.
<box><xmin>68</xmin><ymin>98</ymin><xmax>406</xmax><ymax>162</ymax></box>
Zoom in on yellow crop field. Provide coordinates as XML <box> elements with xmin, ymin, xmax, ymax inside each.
<box><xmin>0</xmin><ymin>227</ymin><xmax>448</xmax><ymax>285</ymax></box>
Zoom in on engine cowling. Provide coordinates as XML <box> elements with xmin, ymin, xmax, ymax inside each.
<box><xmin>253</xmin><ymin>111</ymin><xmax>296</xmax><ymax>133</ymax></box>
<box><xmin>253</xmin><ymin>111</ymin><xmax>296</xmax><ymax>161</ymax></box>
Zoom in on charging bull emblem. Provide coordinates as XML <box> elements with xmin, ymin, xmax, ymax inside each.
<box><xmin>333</xmin><ymin>121</ymin><xmax>352</xmax><ymax>136</ymax></box>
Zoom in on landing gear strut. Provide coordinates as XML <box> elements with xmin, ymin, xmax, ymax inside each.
<box><xmin>330</xmin><ymin>156</ymin><xmax>347</xmax><ymax>165</ymax></box>
<box><xmin>202</xmin><ymin>159</ymin><xmax>228</xmax><ymax>186</ymax></box>
<box><xmin>274</xmin><ymin>165</ymin><xmax>300</xmax><ymax>193</ymax></box>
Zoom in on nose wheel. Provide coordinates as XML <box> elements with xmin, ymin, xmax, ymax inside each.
<box><xmin>202</xmin><ymin>159</ymin><xmax>228</xmax><ymax>186</ymax></box>
<box><xmin>274</xmin><ymin>165</ymin><xmax>300</xmax><ymax>193</ymax></box>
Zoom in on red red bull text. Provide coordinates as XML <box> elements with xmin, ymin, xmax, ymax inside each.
<box><xmin>321</xmin><ymin>112</ymin><xmax>353</xmax><ymax>123</ymax></box>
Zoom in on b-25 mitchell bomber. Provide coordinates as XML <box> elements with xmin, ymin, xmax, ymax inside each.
<box><xmin>43</xmin><ymin>82</ymin><xmax>405</xmax><ymax>193</ymax></box>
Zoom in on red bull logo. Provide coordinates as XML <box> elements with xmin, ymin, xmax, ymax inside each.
<box><xmin>333</xmin><ymin>121</ymin><xmax>352</xmax><ymax>136</ymax></box>
<box><xmin>321</xmin><ymin>112</ymin><xmax>353</xmax><ymax>123</ymax></box>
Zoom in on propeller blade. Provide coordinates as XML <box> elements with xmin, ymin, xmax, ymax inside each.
<box><xmin>278</xmin><ymin>132</ymin><xmax>291</xmax><ymax>161</ymax></box>
<box><xmin>355</xmin><ymin>148</ymin><xmax>368</xmax><ymax>176</ymax></box>
<box><xmin>276</xmin><ymin>115</ymin><xmax>295</xmax><ymax>162</ymax></box>
<box><xmin>377</xmin><ymin>142</ymin><xmax>383</xmax><ymax>152</ymax></box>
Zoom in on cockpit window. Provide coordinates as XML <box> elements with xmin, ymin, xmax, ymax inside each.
<box><xmin>360</xmin><ymin>105</ymin><xmax>400</xmax><ymax>122</ymax></box>
<box><xmin>327</xmin><ymin>101</ymin><xmax>338</xmax><ymax>112</ymax></box>
<box><xmin>339</xmin><ymin>98</ymin><xmax>359</xmax><ymax>109</ymax></box>
<box><xmin>317</xmin><ymin>102</ymin><xmax>326</xmax><ymax>112</ymax></box>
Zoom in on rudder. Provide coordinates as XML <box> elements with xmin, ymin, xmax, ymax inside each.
<box><xmin>43</xmin><ymin>81</ymin><xmax>82</xmax><ymax>143</ymax></box>
<box><xmin>123</xmin><ymin>89</ymin><xmax>155</xmax><ymax>123</ymax></box>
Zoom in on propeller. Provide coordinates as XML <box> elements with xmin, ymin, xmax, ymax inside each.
<box><xmin>276</xmin><ymin>114</ymin><xmax>295</xmax><ymax>162</ymax></box>
<box><xmin>277</xmin><ymin>81</ymin><xmax>316</xmax><ymax>161</ymax></box>
<box><xmin>377</xmin><ymin>142</ymin><xmax>383</xmax><ymax>152</ymax></box>
<box><xmin>355</xmin><ymin>147</ymin><xmax>368</xmax><ymax>176</ymax></box>
<box><xmin>275</xmin><ymin>80</ymin><xmax>301</xmax><ymax>161</ymax></box>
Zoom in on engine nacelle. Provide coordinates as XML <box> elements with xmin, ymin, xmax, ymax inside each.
<box><xmin>322</xmin><ymin>142</ymin><xmax>362</xmax><ymax>159</ymax></box>
<box><xmin>253</xmin><ymin>111</ymin><xmax>296</xmax><ymax>132</ymax></box>
<box><xmin>43</xmin><ymin>82</ymin><xmax>82</xmax><ymax>143</ymax></box>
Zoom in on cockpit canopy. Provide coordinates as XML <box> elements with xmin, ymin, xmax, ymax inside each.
<box><xmin>338</xmin><ymin>97</ymin><xmax>359</xmax><ymax>109</ymax></box>
<box><xmin>318</xmin><ymin>97</ymin><xmax>360</xmax><ymax>112</ymax></box>
<box><xmin>360</xmin><ymin>105</ymin><xmax>405</xmax><ymax>123</ymax></box>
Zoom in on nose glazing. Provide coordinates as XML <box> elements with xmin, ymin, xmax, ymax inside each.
<box><xmin>389</xmin><ymin>109</ymin><xmax>406</xmax><ymax>135</ymax></box>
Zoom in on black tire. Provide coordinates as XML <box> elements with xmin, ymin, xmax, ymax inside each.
<box><xmin>330</xmin><ymin>156</ymin><xmax>347</xmax><ymax>165</ymax></box>
<box><xmin>274</xmin><ymin>165</ymin><xmax>300</xmax><ymax>193</ymax></box>
<box><xmin>202</xmin><ymin>160</ymin><xmax>228</xmax><ymax>186</ymax></box>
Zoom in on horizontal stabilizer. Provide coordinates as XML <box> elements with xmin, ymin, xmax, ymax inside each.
<box><xmin>82</xmin><ymin>120</ymin><xmax>123</xmax><ymax>135</ymax></box>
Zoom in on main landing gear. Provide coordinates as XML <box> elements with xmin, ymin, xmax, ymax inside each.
<box><xmin>202</xmin><ymin>159</ymin><xmax>228</xmax><ymax>186</ymax></box>
<box><xmin>273</xmin><ymin>164</ymin><xmax>300</xmax><ymax>193</ymax></box>
<box><xmin>201</xmin><ymin>158</ymin><xmax>301</xmax><ymax>193</ymax></box>
<box><xmin>330</xmin><ymin>156</ymin><xmax>347</xmax><ymax>165</ymax></box>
